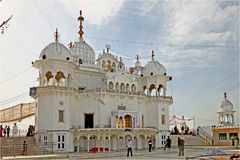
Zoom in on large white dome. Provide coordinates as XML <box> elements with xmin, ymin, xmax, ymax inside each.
<box><xmin>141</xmin><ymin>60</ymin><xmax>166</xmax><ymax>76</ymax></box>
<box><xmin>39</xmin><ymin>42</ymin><xmax>72</xmax><ymax>61</ymax></box>
<box><xmin>70</xmin><ymin>39</ymin><xmax>95</xmax><ymax>65</ymax></box>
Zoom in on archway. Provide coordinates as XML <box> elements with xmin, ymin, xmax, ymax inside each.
<box><xmin>55</xmin><ymin>71</ymin><xmax>65</xmax><ymax>86</ymax></box>
<box><xmin>89</xmin><ymin>136</ymin><xmax>97</xmax><ymax>151</ymax></box>
<box><xmin>45</xmin><ymin>71</ymin><xmax>53</xmax><ymax>86</ymax></box>
<box><xmin>74</xmin><ymin>137</ymin><xmax>78</xmax><ymax>152</ymax></box>
<box><xmin>124</xmin><ymin>115</ymin><xmax>132</xmax><ymax>128</ymax></box>
<box><xmin>149</xmin><ymin>84</ymin><xmax>156</xmax><ymax>96</ymax></box>
<box><xmin>110</xmin><ymin>135</ymin><xmax>118</xmax><ymax>151</ymax></box>
<box><xmin>138</xmin><ymin>135</ymin><xmax>145</xmax><ymax>150</ymax></box>
<box><xmin>158</xmin><ymin>84</ymin><xmax>164</xmax><ymax>96</ymax></box>
<box><xmin>79</xmin><ymin>136</ymin><xmax>88</xmax><ymax>152</ymax></box>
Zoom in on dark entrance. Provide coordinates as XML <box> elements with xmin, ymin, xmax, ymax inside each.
<box><xmin>85</xmin><ymin>114</ymin><xmax>93</xmax><ymax>128</ymax></box>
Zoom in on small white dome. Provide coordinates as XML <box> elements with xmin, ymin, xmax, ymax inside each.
<box><xmin>141</xmin><ymin>60</ymin><xmax>166</xmax><ymax>76</ymax></box>
<box><xmin>135</xmin><ymin>60</ymin><xmax>141</xmax><ymax>68</ymax></box>
<box><xmin>71</xmin><ymin>39</ymin><xmax>95</xmax><ymax>65</ymax></box>
<box><xmin>219</xmin><ymin>99</ymin><xmax>234</xmax><ymax>112</ymax></box>
<box><xmin>40</xmin><ymin>42</ymin><xmax>72</xmax><ymax>61</ymax></box>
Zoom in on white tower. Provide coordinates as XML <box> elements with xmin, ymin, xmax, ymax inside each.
<box><xmin>32</xmin><ymin>29</ymin><xmax>74</xmax><ymax>152</ymax></box>
<box><xmin>217</xmin><ymin>92</ymin><xmax>235</xmax><ymax>126</ymax></box>
<box><xmin>140</xmin><ymin>50</ymin><xmax>173</xmax><ymax>147</ymax></box>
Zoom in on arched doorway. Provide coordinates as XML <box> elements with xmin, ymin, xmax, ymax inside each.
<box><xmin>79</xmin><ymin>136</ymin><xmax>88</xmax><ymax>152</ymax></box>
<box><xmin>138</xmin><ymin>135</ymin><xmax>145</xmax><ymax>150</ymax></box>
<box><xmin>110</xmin><ymin>135</ymin><xmax>118</xmax><ymax>151</ymax></box>
<box><xmin>124</xmin><ymin>115</ymin><xmax>132</xmax><ymax>128</ymax></box>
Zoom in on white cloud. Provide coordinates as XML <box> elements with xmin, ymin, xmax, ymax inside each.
<box><xmin>164</xmin><ymin>1</ymin><xmax>239</xmax><ymax>45</ymax></box>
<box><xmin>62</xmin><ymin>0</ymin><xmax>124</xmax><ymax>25</ymax></box>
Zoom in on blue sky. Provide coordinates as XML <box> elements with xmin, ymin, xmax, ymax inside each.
<box><xmin>0</xmin><ymin>0</ymin><xmax>239</xmax><ymax>126</ymax></box>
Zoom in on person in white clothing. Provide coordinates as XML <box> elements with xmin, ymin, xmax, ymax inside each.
<box><xmin>12</xmin><ymin>123</ymin><xmax>18</xmax><ymax>137</ymax></box>
<box><xmin>127</xmin><ymin>138</ymin><xmax>133</xmax><ymax>157</ymax></box>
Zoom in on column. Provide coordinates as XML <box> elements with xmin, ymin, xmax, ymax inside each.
<box><xmin>78</xmin><ymin>136</ymin><xmax>80</xmax><ymax>152</ymax></box>
<box><xmin>231</xmin><ymin>114</ymin><xmax>234</xmax><ymax>124</ymax></box>
<box><xmin>123</xmin><ymin>137</ymin><xmax>126</xmax><ymax>151</ymax></box>
<box><xmin>117</xmin><ymin>136</ymin><xmax>120</xmax><ymax>151</ymax></box>
<box><xmin>103</xmin><ymin>134</ymin><xmax>105</xmax><ymax>152</ymax></box>
<box><xmin>97</xmin><ymin>136</ymin><xmax>100</xmax><ymax>152</ymax></box>
<box><xmin>87</xmin><ymin>135</ymin><xmax>90</xmax><ymax>152</ymax></box>
<box><xmin>108</xmin><ymin>129</ymin><xmax>111</xmax><ymax>151</ymax></box>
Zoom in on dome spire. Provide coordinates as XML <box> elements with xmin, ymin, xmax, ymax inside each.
<box><xmin>78</xmin><ymin>10</ymin><xmax>84</xmax><ymax>39</ymax></box>
<box><xmin>54</xmin><ymin>28</ymin><xmax>59</xmax><ymax>42</ymax></box>
<box><xmin>151</xmin><ymin>50</ymin><xmax>155</xmax><ymax>61</ymax></box>
<box><xmin>224</xmin><ymin>92</ymin><xmax>227</xmax><ymax>100</ymax></box>
<box><xmin>136</xmin><ymin>54</ymin><xmax>139</xmax><ymax>61</ymax></box>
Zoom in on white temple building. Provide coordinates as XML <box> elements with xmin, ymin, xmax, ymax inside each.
<box><xmin>30</xmin><ymin>11</ymin><xmax>173</xmax><ymax>152</ymax></box>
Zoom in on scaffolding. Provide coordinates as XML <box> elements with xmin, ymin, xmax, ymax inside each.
<box><xmin>0</xmin><ymin>102</ymin><xmax>36</xmax><ymax>123</ymax></box>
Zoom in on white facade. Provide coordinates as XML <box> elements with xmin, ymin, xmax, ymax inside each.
<box><xmin>30</xmin><ymin>13</ymin><xmax>173</xmax><ymax>152</ymax></box>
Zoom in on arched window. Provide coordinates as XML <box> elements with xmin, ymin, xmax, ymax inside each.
<box><xmin>126</xmin><ymin>84</ymin><xmax>130</xmax><ymax>91</ymax></box>
<box><xmin>131</xmin><ymin>84</ymin><xmax>136</xmax><ymax>92</ymax></box>
<box><xmin>45</xmin><ymin>71</ymin><xmax>53</xmax><ymax>86</ymax></box>
<box><xmin>46</xmin><ymin>71</ymin><xmax>53</xmax><ymax>81</ymax></box>
<box><xmin>55</xmin><ymin>71</ymin><xmax>65</xmax><ymax>86</ymax></box>
<box><xmin>120</xmin><ymin>83</ymin><xmax>125</xmax><ymax>91</ymax></box>
<box><xmin>124</xmin><ymin>115</ymin><xmax>132</xmax><ymax>128</ymax></box>
<box><xmin>108</xmin><ymin>81</ymin><xmax>114</xmax><ymax>89</ymax></box>
<box><xmin>119</xmin><ymin>117</ymin><xmax>123</xmax><ymax>128</ymax></box>
<box><xmin>158</xmin><ymin>84</ymin><xmax>164</xmax><ymax>96</ymax></box>
<box><xmin>149</xmin><ymin>84</ymin><xmax>156</xmax><ymax>96</ymax></box>
<box><xmin>115</xmin><ymin>82</ymin><xmax>119</xmax><ymax>91</ymax></box>
<box><xmin>107</xmin><ymin>60</ymin><xmax>112</xmax><ymax>72</ymax></box>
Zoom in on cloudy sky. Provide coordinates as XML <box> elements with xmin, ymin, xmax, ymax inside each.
<box><xmin>0</xmin><ymin>0</ymin><xmax>239</xmax><ymax>126</ymax></box>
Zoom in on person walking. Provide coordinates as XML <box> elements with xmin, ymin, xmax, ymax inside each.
<box><xmin>22</xmin><ymin>140</ymin><xmax>28</xmax><ymax>155</ymax></box>
<box><xmin>148</xmin><ymin>136</ymin><xmax>153</xmax><ymax>152</ymax></box>
<box><xmin>165</xmin><ymin>136</ymin><xmax>172</xmax><ymax>150</ymax></box>
<box><xmin>178</xmin><ymin>138</ymin><xmax>185</xmax><ymax>156</ymax></box>
<box><xmin>127</xmin><ymin>138</ymin><xmax>133</xmax><ymax>157</ymax></box>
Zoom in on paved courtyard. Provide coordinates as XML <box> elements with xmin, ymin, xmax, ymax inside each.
<box><xmin>1</xmin><ymin>146</ymin><xmax>239</xmax><ymax>160</ymax></box>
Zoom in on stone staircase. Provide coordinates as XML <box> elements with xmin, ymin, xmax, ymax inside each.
<box><xmin>170</xmin><ymin>135</ymin><xmax>206</xmax><ymax>147</ymax></box>
<box><xmin>0</xmin><ymin>136</ymin><xmax>48</xmax><ymax>156</ymax></box>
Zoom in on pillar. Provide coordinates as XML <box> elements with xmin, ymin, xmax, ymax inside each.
<box><xmin>87</xmin><ymin>135</ymin><xmax>90</xmax><ymax>152</ymax></box>
<box><xmin>78</xmin><ymin>136</ymin><xmax>80</xmax><ymax>152</ymax></box>
<box><xmin>231</xmin><ymin>114</ymin><xmax>234</xmax><ymax>124</ymax></box>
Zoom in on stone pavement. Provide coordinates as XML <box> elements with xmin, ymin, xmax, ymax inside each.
<box><xmin>1</xmin><ymin>146</ymin><xmax>239</xmax><ymax>160</ymax></box>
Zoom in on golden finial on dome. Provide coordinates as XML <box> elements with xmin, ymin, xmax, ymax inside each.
<box><xmin>78</xmin><ymin>10</ymin><xmax>84</xmax><ymax>39</ymax></box>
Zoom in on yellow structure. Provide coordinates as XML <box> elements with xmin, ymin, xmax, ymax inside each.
<box><xmin>212</xmin><ymin>126</ymin><xmax>240</xmax><ymax>146</ymax></box>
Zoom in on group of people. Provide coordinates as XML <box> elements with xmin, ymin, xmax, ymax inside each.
<box><xmin>26</xmin><ymin>125</ymin><xmax>35</xmax><ymax>137</ymax></box>
<box><xmin>0</xmin><ymin>125</ymin><xmax>11</xmax><ymax>137</ymax></box>
<box><xmin>0</xmin><ymin>123</ymin><xmax>18</xmax><ymax>137</ymax></box>
<box><xmin>126</xmin><ymin>136</ymin><xmax>176</xmax><ymax>157</ymax></box>
<box><xmin>171</xmin><ymin>125</ymin><xmax>195</xmax><ymax>135</ymax></box>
